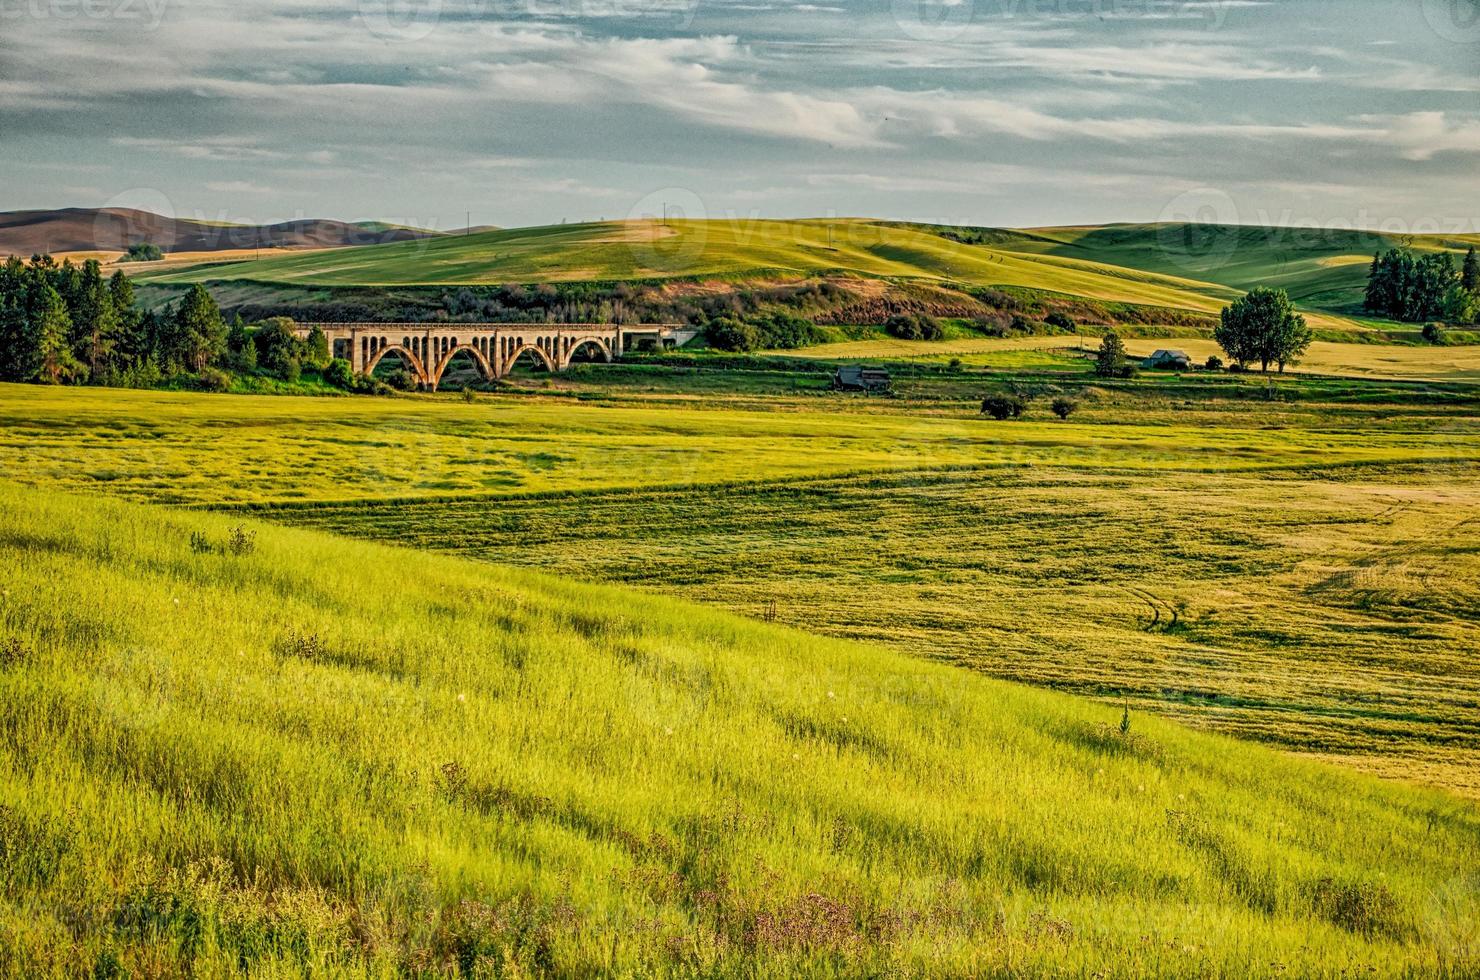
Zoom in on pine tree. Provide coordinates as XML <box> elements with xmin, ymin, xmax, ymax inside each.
<box><xmin>27</xmin><ymin>279</ymin><xmax>81</xmax><ymax>384</ymax></box>
<box><xmin>71</xmin><ymin>259</ymin><xmax>120</xmax><ymax>378</ymax></box>
<box><xmin>1463</xmin><ymin>246</ymin><xmax>1479</xmax><ymax>294</ymax></box>
<box><xmin>109</xmin><ymin>270</ymin><xmax>145</xmax><ymax>365</ymax></box>
<box><xmin>171</xmin><ymin>285</ymin><xmax>227</xmax><ymax>373</ymax></box>
<box><xmin>0</xmin><ymin>256</ymin><xmax>31</xmax><ymax>382</ymax></box>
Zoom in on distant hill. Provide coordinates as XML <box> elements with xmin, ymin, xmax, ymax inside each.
<box><xmin>0</xmin><ymin>207</ymin><xmax>442</xmax><ymax>257</ymax></box>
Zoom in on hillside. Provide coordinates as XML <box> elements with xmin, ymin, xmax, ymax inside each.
<box><xmin>131</xmin><ymin>218</ymin><xmax>1479</xmax><ymax>327</ymax></box>
<box><xmin>1000</xmin><ymin>223</ymin><xmax>1480</xmax><ymax>314</ymax></box>
<box><xmin>135</xmin><ymin>218</ymin><xmax>1244</xmax><ymax>314</ymax></box>
<box><xmin>0</xmin><ymin>481</ymin><xmax>1476</xmax><ymax>976</ymax></box>
<box><xmin>0</xmin><ymin>207</ymin><xmax>440</xmax><ymax>257</ymax></box>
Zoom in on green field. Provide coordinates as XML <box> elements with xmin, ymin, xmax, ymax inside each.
<box><xmin>133</xmin><ymin>220</ymin><xmax>1479</xmax><ymax>335</ymax></box>
<box><xmin>3</xmin><ymin>482</ymin><xmax>1479</xmax><ymax>976</ymax></box>
<box><xmin>2</xmin><ymin>352</ymin><xmax>1478</xmax><ymax>974</ymax></box>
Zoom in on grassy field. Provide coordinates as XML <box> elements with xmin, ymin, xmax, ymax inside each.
<box><xmin>3</xmin><ymin>375</ymin><xmax>1479</xmax><ymax>800</ymax></box>
<box><xmin>2</xmin><ymin>483</ymin><xmax>1478</xmax><ymax>976</ymax></box>
<box><xmin>6</xmin><ymin>383</ymin><xmax>1472</xmax><ymax>506</ymax></box>
<box><xmin>777</xmin><ymin>334</ymin><xmax>1480</xmax><ymax>382</ymax></box>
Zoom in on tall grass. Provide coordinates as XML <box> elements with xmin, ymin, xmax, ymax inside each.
<box><xmin>0</xmin><ymin>484</ymin><xmax>1476</xmax><ymax>975</ymax></box>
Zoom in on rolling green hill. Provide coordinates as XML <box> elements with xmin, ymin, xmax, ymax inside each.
<box><xmin>1</xmin><ymin>482</ymin><xmax>1477</xmax><ymax>976</ymax></box>
<box><xmin>1003</xmin><ymin>223</ymin><xmax>1480</xmax><ymax>314</ymax></box>
<box><xmin>135</xmin><ymin>218</ymin><xmax>1477</xmax><ymax>327</ymax></box>
<box><xmin>137</xmin><ymin>219</ymin><xmax>1242</xmax><ymax>314</ymax></box>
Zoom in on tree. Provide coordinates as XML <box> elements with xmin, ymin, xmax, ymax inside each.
<box><xmin>1364</xmin><ymin>248</ymin><xmax>1458</xmax><ymax>322</ymax></box>
<box><xmin>124</xmin><ymin>242</ymin><xmax>163</xmax><ymax>262</ymax></box>
<box><xmin>884</xmin><ymin>313</ymin><xmax>943</xmax><ymax>341</ymax></box>
<box><xmin>981</xmin><ymin>393</ymin><xmax>1027</xmax><ymax>420</ymax></box>
<box><xmin>71</xmin><ymin>259</ymin><xmax>121</xmax><ymax>378</ymax></box>
<box><xmin>1217</xmin><ymin>287</ymin><xmax>1310</xmax><ymax>373</ymax></box>
<box><xmin>224</xmin><ymin>315</ymin><xmax>257</xmax><ymax>372</ymax></box>
<box><xmin>0</xmin><ymin>256</ymin><xmax>30</xmax><ymax>382</ymax></box>
<box><xmin>1094</xmin><ymin>331</ymin><xmax>1126</xmax><ymax>377</ymax></box>
<box><xmin>253</xmin><ymin>317</ymin><xmax>303</xmax><ymax>378</ymax></box>
<box><xmin>26</xmin><ymin>280</ymin><xmax>81</xmax><ymax>384</ymax></box>
<box><xmin>323</xmin><ymin>357</ymin><xmax>355</xmax><ymax>389</ymax></box>
<box><xmin>1050</xmin><ymin>397</ymin><xmax>1078</xmax><ymax>420</ymax></box>
<box><xmin>1462</xmin><ymin>246</ymin><xmax>1479</xmax><ymax>294</ymax></box>
<box><xmin>303</xmin><ymin>323</ymin><xmax>331</xmax><ymax>371</ymax></box>
<box><xmin>108</xmin><ymin>270</ymin><xmax>144</xmax><ymax>365</ymax></box>
<box><xmin>171</xmin><ymin>284</ymin><xmax>227</xmax><ymax>372</ymax></box>
<box><xmin>703</xmin><ymin>317</ymin><xmax>760</xmax><ymax>352</ymax></box>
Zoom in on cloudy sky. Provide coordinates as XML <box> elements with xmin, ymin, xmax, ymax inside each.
<box><xmin>2</xmin><ymin>0</ymin><xmax>1477</xmax><ymax>231</ymax></box>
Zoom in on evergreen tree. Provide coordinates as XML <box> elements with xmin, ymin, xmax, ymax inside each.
<box><xmin>1094</xmin><ymin>331</ymin><xmax>1126</xmax><ymax>377</ymax></box>
<box><xmin>225</xmin><ymin>314</ymin><xmax>257</xmax><ymax>371</ymax></box>
<box><xmin>1463</xmin><ymin>246</ymin><xmax>1479</xmax><ymax>294</ymax></box>
<box><xmin>0</xmin><ymin>256</ymin><xmax>31</xmax><ymax>382</ymax></box>
<box><xmin>109</xmin><ymin>270</ymin><xmax>144</xmax><ymax>364</ymax></box>
<box><xmin>303</xmin><ymin>323</ymin><xmax>331</xmax><ymax>371</ymax></box>
<box><xmin>71</xmin><ymin>260</ymin><xmax>121</xmax><ymax>377</ymax></box>
<box><xmin>171</xmin><ymin>285</ymin><xmax>227</xmax><ymax>372</ymax></box>
<box><xmin>26</xmin><ymin>278</ymin><xmax>81</xmax><ymax>384</ymax></box>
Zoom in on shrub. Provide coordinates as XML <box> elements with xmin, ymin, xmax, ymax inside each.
<box><xmin>1051</xmin><ymin>397</ymin><xmax>1078</xmax><ymax>420</ymax></box>
<box><xmin>884</xmin><ymin>313</ymin><xmax>942</xmax><ymax>341</ymax></box>
<box><xmin>1421</xmin><ymin>322</ymin><xmax>1446</xmax><ymax>345</ymax></box>
<box><xmin>384</xmin><ymin>368</ymin><xmax>419</xmax><ymax>392</ymax></box>
<box><xmin>196</xmin><ymin>366</ymin><xmax>232</xmax><ymax>392</ymax></box>
<box><xmin>1009</xmin><ymin>315</ymin><xmax>1035</xmax><ymax>334</ymax></box>
<box><xmin>1204</xmin><ymin>355</ymin><xmax>1224</xmax><ymax>371</ymax></box>
<box><xmin>981</xmin><ymin>394</ymin><xmax>1027</xmax><ymax>420</ymax></box>
<box><xmin>1045</xmin><ymin>312</ymin><xmax>1075</xmax><ymax>332</ymax></box>
<box><xmin>323</xmin><ymin>358</ymin><xmax>355</xmax><ymax>389</ymax></box>
<box><xmin>704</xmin><ymin>317</ymin><xmax>761</xmax><ymax>352</ymax></box>
<box><xmin>461</xmin><ymin>385</ymin><xmax>478</xmax><ymax>403</ymax></box>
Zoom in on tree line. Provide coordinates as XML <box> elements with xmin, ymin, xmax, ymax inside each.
<box><xmin>0</xmin><ymin>254</ymin><xmax>350</xmax><ymax>391</ymax></box>
<box><xmin>1363</xmin><ymin>245</ymin><xmax>1479</xmax><ymax>324</ymax></box>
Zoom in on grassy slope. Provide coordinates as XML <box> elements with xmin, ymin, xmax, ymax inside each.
<box><xmin>136</xmin><ymin>219</ymin><xmax>1479</xmax><ymax>331</ymax></box>
<box><xmin>1009</xmin><ymin>224</ymin><xmax>1480</xmax><ymax>314</ymax></box>
<box><xmin>137</xmin><ymin>219</ymin><xmax>1241</xmax><ymax>313</ymax></box>
<box><xmin>2</xmin><ymin>483</ymin><xmax>1478</xmax><ymax>976</ymax></box>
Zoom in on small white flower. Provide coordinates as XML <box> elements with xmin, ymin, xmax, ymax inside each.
<box><xmin>664</xmin><ymin>726</ymin><xmax>674</xmax><ymax>736</ymax></box>
<box><xmin>792</xmin><ymin>753</ymin><xmax>800</xmax><ymax>761</ymax></box>
<box><xmin>457</xmin><ymin>693</ymin><xmax>467</xmax><ymax>703</ymax></box>
<box><xmin>172</xmin><ymin>598</ymin><xmax>180</xmax><ymax>605</ymax></box>
<box><xmin>827</xmin><ymin>691</ymin><xmax>835</xmax><ymax>699</ymax></box>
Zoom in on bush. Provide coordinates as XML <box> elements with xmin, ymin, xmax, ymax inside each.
<box><xmin>384</xmin><ymin>368</ymin><xmax>419</xmax><ymax>392</ymax></box>
<box><xmin>280</xmin><ymin>358</ymin><xmax>302</xmax><ymax>384</ymax></box>
<box><xmin>705</xmin><ymin>317</ymin><xmax>761</xmax><ymax>352</ymax></box>
<box><xmin>1421</xmin><ymin>321</ymin><xmax>1446</xmax><ymax>345</ymax></box>
<box><xmin>1051</xmin><ymin>397</ymin><xmax>1078</xmax><ymax>420</ymax></box>
<box><xmin>323</xmin><ymin>358</ymin><xmax>355</xmax><ymax>389</ymax></box>
<box><xmin>196</xmin><ymin>366</ymin><xmax>232</xmax><ymax>392</ymax></box>
<box><xmin>1204</xmin><ymin>355</ymin><xmax>1224</xmax><ymax>371</ymax></box>
<box><xmin>1045</xmin><ymin>312</ymin><xmax>1075</xmax><ymax>332</ymax></box>
<box><xmin>884</xmin><ymin>313</ymin><xmax>943</xmax><ymax>341</ymax></box>
<box><xmin>981</xmin><ymin>394</ymin><xmax>1027</xmax><ymax>420</ymax></box>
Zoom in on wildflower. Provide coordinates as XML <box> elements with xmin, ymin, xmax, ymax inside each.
<box><xmin>827</xmin><ymin>691</ymin><xmax>835</xmax><ymax>699</ymax></box>
<box><xmin>457</xmin><ymin>693</ymin><xmax>467</xmax><ymax>703</ymax></box>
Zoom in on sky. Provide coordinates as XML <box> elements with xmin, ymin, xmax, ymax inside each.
<box><xmin>2</xmin><ymin>0</ymin><xmax>1477</xmax><ymax>232</ymax></box>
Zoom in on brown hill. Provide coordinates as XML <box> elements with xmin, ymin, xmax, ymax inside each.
<box><xmin>0</xmin><ymin>208</ymin><xmax>442</xmax><ymax>257</ymax></box>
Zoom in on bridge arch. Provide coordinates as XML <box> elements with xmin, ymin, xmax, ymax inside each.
<box><xmin>501</xmin><ymin>343</ymin><xmax>556</xmax><ymax>375</ymax></box>
<box><xmin>430</xmin><ymin>343</ymin><xmax>496</xmax><ymax>391</ymax></box>
<box><xmin>364</xmin><ymin>344</ymin><xmax>428</xmax><ymax>385</ymax></box>
<box><xmin>561</xmin><ymin>337</ymin><xmax>613</xmax><ymax>369</ymax></box>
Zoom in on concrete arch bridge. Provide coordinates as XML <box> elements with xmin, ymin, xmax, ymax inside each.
<box><xmin>295</xmin><ymin>322</ymin><xmax>692</xmax><ymax>390</ymax></box>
